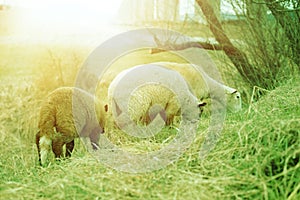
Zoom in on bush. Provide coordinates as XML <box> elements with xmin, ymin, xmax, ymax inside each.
<box><xmin>226</xmin><ymin>0</ymin><xmax>299</xmax><ymax>89</ymax></box>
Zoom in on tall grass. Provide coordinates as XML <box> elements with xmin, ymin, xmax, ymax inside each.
<box><xmin>0</xmin><ymin>43</ymin><xmax>299</xmax><ymax>199</ymax></box>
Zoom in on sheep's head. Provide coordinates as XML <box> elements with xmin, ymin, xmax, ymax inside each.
<box><xmin>226</xmin><ymin>90</ymin><xmax>242</xmax><ymax>113</ymax></box>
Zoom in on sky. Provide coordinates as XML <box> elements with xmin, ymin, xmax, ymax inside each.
<box><xmin>2</xmin><ymin>0</ymin><xmax>241</xmax><ymax>15</ymax></box>
<box><xmin>3</xmin><ymin>0</ymin><xmax>124</xmax><ymax>35</ymax></box>
<box><xmin>1</xmin><ymin>0</ymin><xmax>243</xmax><ymax>36</ymax></box>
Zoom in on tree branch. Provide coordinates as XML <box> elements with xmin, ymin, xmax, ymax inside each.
<box><xmin>150</xmin><ymin>41</ymin><xmax>223</xmax><ymax>54</ymax></box>
<box><xmin>252</xmin><ymin>0</ymin><xmax>300</xmax><ymax>12</ymax></box>
<box><xmin>264</xmin><ymin>0</ymin><xmax>300</xmax><ymax>65</ymax></box>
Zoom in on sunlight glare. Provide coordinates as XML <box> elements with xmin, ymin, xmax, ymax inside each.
<box><xmin>14</xmin><ymin>0</ymin><xmax>123</xmax><ymax>35</ymax></box>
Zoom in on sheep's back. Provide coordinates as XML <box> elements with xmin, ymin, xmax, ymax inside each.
<box><xmin>153</xmin><ymin>62</ymin><xmax>209</xmax><ymax>99</ymax></box>
<box><xmin>128</xmin><ymin>84</ymin><xmax>181</xmax><ymax>124</ymax></box>
<box><xmin>41</xmin><ymin>87</ymin><xmax>101</xmax><ymax>138</ymax></box>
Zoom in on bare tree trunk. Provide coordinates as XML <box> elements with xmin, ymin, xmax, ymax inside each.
<box><xmin>195</xmin><ymin>0</ymin><xmax>256</xmax><ymax>84</ymax></box>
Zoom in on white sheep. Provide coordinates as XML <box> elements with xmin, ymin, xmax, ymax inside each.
<box><xmin>128</xmin><ymin>83</ymin><xmax>181</xmax><ymax>125</ymax></box>
<box><xmin>153</xmin><ymin>62</ymin><xmax>242</xmax><ymax>113</ymax></box>
<box><xmin>36</xmin><ymin>87</ymin><xmax>106</xmax><ymax>166</ymax></box>
<box><xmin>107</xmin><ymin>64</ymin><xmax>206</xmax><ymax>127</ymax></box>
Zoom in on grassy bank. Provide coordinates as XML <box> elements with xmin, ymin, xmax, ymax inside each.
<box><xmin>0</xmin><ymin>42</ymin><xmax>299</xmax><ymax>199</ymax></box>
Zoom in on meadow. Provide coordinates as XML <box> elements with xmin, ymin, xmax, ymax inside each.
<box><xmin>0</xmin><ymin>39</ymin><xmax>299</xmax><ymax>200</ymax></box>
<box><xmin>0</xmin><ymin>15</ymin><xmax>299</xmax><ymax>199</ymax></box>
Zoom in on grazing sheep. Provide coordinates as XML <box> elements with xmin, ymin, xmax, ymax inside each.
<box><xmin>36</xmin><ymin>87</ymin><xmax>106</xmax><ymax>166</ymax></box>
<box><xmin>128</xmin><ymin>83</ymin><xmax>181</xmax><ymax>125</ymax></box>
<box><xmin>153</xmin><ymin>62</ymin><xmax>242</xmax><ymax>113</ymax></box>
<box><xmin>107</xmin><ymin>64</ymin><xmax>206</xmax><ymax>127</ymax></box>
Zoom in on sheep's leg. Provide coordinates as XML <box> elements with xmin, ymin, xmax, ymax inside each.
<box><xmin>35</xmin><ymin>131</ymin><xmax>42</xmax><ymax>165</ymax></box>
<box><xmin>52</xmin><ymin>139</ymin><xmax>64</xmax><ymax>159</ymax></box>
<box><xmin>165</xmin><ymin>114</ymin><xmax>173</xmax><ymax>126</ymax></box>
<box><xmin>164</xmin><ymin>102</ymin><xmax>177</xmax><ymax>126</ymax></box>
<box><xmin>89</xmin><ymin>129</ymin><xmax>100</xmax><ymax>150</ymax></box>
<box><xmin>65</xmin><ymin>140</ymin><xmax>74</xmax><ymax>157</ymax></box>
<box><xmin>38</xmin><ymin>134</ymin><xmax>52</xmax><ymax>166</ymax></box>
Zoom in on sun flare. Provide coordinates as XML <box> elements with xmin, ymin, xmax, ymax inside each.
<box><xmin>13</xmin><ymin>0</ymin><xmax>123</xmax><ymax>35</ymax></box>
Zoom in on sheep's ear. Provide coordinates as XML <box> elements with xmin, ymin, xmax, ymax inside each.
<box><xmin>104</xmin><ymin>104</ymin><xmax>108</xmax><ymax>112</ymax></box>
<box><xmin>225</xmin><ymin>90</ymin><xmax>237</xmax><ymax>95</ymax></box>
<box><xmin>231</xmin><ymin>90</ymin><xmax>238</xmax><ymax>94</ymax></box>
<box><xmin>113</xmin><ymin>99</ymin><xmax>123</xmax><ymax>116</ymax></box>
<box><xmin>198</xmin><ymin>102</ymin><xmax>207</xmax><ymax>107</ymax></box>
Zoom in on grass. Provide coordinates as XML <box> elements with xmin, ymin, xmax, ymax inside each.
<box><xmin>0</xmin><ymin>39</ymin><xmax>299</xmax><ymax>200</ymax></box>
<box><xmin>0</xmin><ymin>3</ymin><xmax>299</xmax><ymax>198</ymax></box>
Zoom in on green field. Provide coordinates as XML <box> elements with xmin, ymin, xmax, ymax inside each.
<box><xmin>0</xmin><ymin>6</ymin><xmax>300</xmax><ymax>197</ymax></box>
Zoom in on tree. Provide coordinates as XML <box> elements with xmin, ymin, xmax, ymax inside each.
<box><xmin>151</xmin><ymin>0</ymin><xmax>299</xmax><ymax>89</ymax></box>
<box><xmin>263</xmin><ymin>0</ymin><xmax>300</xmax><ymax>66</ymax></box>
<box><xmin>195</xmin><ymin>0</ymin><xmax>256</xmax><ymax>84</ymax></box>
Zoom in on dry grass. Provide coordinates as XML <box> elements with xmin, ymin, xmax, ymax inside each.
<box><xmin>0</xmin><ymin>38</ymin><xmax>299</xmax><ymax>200</ymax></box>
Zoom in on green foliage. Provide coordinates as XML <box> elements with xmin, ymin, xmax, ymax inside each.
<box><xmin>226</xmin><ymin>0</ymin><xmax>299</xmax><ymax>89</ymax></box>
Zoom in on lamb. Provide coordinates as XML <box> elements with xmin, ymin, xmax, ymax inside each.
<box><xmin>107</xmin><ymin>64</ymin><xmax>206</xmax><ymax>127</ymax></box>
<box><xmin>36</xmin><ymin>87</ymin><xmax>106</xmax><ymax>166</ymax></box>
<box><xmin>128</xmin><ymin>83</ymin><xmax>181</xmax><ymax>125</ymax></box>
<box><xmin>153</xmin><ymin>62</ymin><xmax>242</xmax><ymax>113</ymax></box>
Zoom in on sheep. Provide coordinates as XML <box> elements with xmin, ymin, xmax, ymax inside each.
<box><xmin>128</xmin><ymin>83</ymin><xmax>181</xmax><ymax>125</ymax></box>
<box><xmin>153</xmin><ymin>62</ymin><xmax>242</xmax><ymax>113</ymax></box>
<box><xmin>107</xmin><ymin>64</ymin><xmax>206</xmax><ymax>128</ymax></box>
<box><xmin>36</xmin><ymin>87</ymin><xmax>106</xmax><ymax>166</ymax></box>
